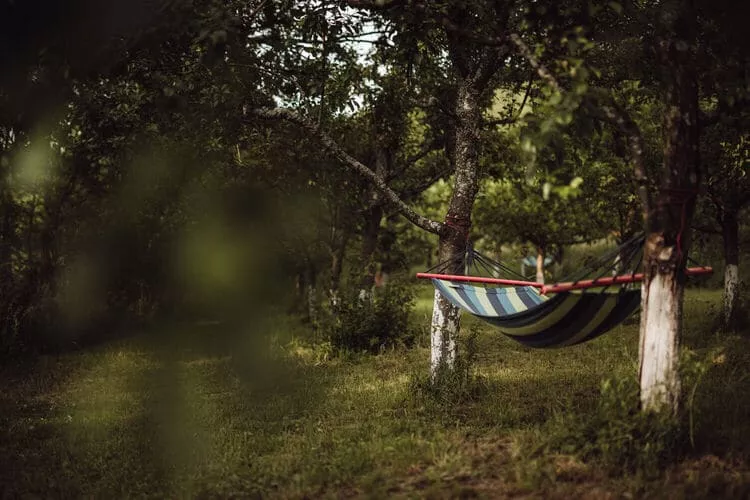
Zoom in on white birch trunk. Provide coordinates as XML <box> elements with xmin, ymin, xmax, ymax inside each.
<box><xmin>329</xmin><ymin>289</ymin><xmax>340</xmax><ymax>310</ymax></box>
<box><xmin>358</xmin><ymin>288</ymin><xmax>372</xmax><ymax>304</ymax></box>
<box><xmin>639</xmin><ymin>270</ymin><xmax>682</xmax><ymax>412</ymax></box>
<box><xmin>430</xmin><ymin>289</ymin><xmax>458</xmax><ymax>377</ymax></box>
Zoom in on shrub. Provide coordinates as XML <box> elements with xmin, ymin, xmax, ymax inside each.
<box><xmin>326</xmin><ymin>282</ymin><xmax>416</xmax><ymax>354</ymax></box>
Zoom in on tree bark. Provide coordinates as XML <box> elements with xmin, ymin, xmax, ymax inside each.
<box><xmin>359</xmin><ymin>133</ymin><xmax>390</xmax><ymax>301</ymax></box>
<box><xmin>359</xmin><ymin>205</ymin><xmax>383</xmax><ymax>302</ymax></box>
<box><xmin>430</xmin><ymin>78</ymin><xmax>482</xmax><ymax>377</ymax></box>
<box><xmin>639</xmin><ymin>7</ymin><xmax>700</xmax><ymax>413</ymax></box>
<box><xmin>535</xmin><ymin>246</ymin><xmax>546</xmax><ymax>284</ymax></box>
<box><xmin>328</xmin><ymin>230</ymin><xmax>349</xmax><ymax>310</ymax></box>
<box><xmin>721</xmin><ymin>210</ymin><xmax>740</xmax><ymax>330</ymax></box>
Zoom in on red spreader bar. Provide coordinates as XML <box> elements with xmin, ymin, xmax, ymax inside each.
<box><xmin>415</xmin><ymin>273</ymin><xmax>545</xmax><ymax>288</ymax></box>
<box><xmin>540</xmin><ymin>266</ymin><xmax>713</xmax><ymax>294</ymax></box>
<box><xmin>416</xmin><ymin>266</ymin><xmax>713</xmax><ymax>295</ymax></box>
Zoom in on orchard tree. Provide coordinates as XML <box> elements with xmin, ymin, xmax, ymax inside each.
<box><xmin>702</xmin><ymin>130</ymin><xmax>750</xmax><ymax>330</ymax></box>
<box><xmin>250</xmin><ymin>0</ymin><xmax>539</xmax><ymax>375</ymax></box>
<box><xmin>696</xmin><ymin>0</ymin><xmax>750</xmax><ymax>331</ymax></box>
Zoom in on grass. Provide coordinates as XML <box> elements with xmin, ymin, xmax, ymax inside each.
<box><xmin>1</xmin><ymin>284</ymin><xmax>750</xmax><ymax>498</ymax></box>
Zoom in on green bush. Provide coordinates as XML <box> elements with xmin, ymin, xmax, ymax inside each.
<box><xmin>326</xmin><ymin>282</ymin><xmax>417</xmax><ymax>354</ymax></box>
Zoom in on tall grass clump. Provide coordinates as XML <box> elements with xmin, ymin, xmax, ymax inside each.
<box><xmin>409</xmin><ymin>326</ymin><xmax>488</xmax><ymax>412</ymax></box>
<box><xmin>532</xmin><ymin>349</ymin><xmax>735</xmax><ymax>477</ymax></box>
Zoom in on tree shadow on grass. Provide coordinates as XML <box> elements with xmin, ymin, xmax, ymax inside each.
<box><xmin>690</xmin><ymin>335</ymin><xmax>750</xmax><ymax>458</ymax></box>
<box><xmin>0</xmin><ymin>319</ymin><xmax>339</xmax><ymax>497</ymax></box>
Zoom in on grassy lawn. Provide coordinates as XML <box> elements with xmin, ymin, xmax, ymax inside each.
<box><xmin>2</xmin><ymin>285</ymin><xmax>750</xmax><ymax>498</ymax></box>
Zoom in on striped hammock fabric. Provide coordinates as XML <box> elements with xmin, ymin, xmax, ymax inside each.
<box><xmin>432</xmin><ymin>279</ymin><xmax>640</xmax><ymax>348</ymax></box>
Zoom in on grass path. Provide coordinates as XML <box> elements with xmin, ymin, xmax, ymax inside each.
<box><xmin>2</xmin><ymin>287</ymin><xmax>749</xmax><ymax>497</ymax></box>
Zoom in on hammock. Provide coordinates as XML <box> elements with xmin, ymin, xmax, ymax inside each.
<box><xmin>431</xmin><ymin>280</ymin><xmax>640</xmax><ymax>348</ymax></box>
<box><xmin>417</xmin><ymin>235</ymin><xmax>712</xmax><ymax>348</ymax></box>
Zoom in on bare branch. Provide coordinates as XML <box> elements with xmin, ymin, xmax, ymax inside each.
<box><xmin>246</xmin><ymin>0</ymin><xmax>269</xmax><ymax>22</ymax></box>
<box><xmin>508</xmin><ymin>33</ymin><xmax>562</xmax><ymax>93</ymax></box>
<box><xmin>398</xmin><ymin>164</ymin><xmax>453</xmax><ymax>202</ymax></box>
<box><xmin>515</xmin><ymin>75</ymin><xmax>533</xmax><ymax>117</ymax></box>
<box><xmin>410</xmin><ymin>96</ymin><xmax>455</xmax><ymax>119</ymax></box>
<box><xmin>247</xmin><ymin>107</ymin><xmax>445</xmax><ymax>236</ymax></box>
<box><xmin>484</xmin><ymin>75</ymin><xmax>534</xmax><ymax>128</ymax></box>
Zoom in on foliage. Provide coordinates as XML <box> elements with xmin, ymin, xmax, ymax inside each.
<box><xmin>325</xmin><ymin>281</ymin><xmax>417</xmax><ymax>354</ymax></box>
<box><xmin>475</xmin><ymin>176</ymin><xmax>609</xmax><ymax>257</ymax></box>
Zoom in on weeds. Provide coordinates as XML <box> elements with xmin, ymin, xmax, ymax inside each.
<box><xmin>538</xmin><ymin>375</ymin><xmax>682</xmax><ymax>477</ymax></box>
<box><xmin>408</xmin><ymin>326</ymin><xmax>488</xmax><ymax>412</ymax></box>
<box><xmin>529</xmin><ymin>346</ymin><xmax>739</xmax><ymax>480</ymax></box>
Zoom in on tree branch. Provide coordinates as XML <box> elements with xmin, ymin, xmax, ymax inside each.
<box><xmin>692</xmin><ymin>224</ymin><xmax>721</xmax><ymax>235</ymax></box>
<box><xmin>409</xmin><ymin>96</ymin><xmax>455</xmax><ymax>119</ymax></box>
<box><xmin>482</xmin><ymin>116</ymin><xmax>518</xmax><ymax>127</ymax></box>
<box><xmin>438</xmin><ymin>15</ymin><xmax>508</xmax><ymax>47</ymax></box>
<box><xmin>387</xmin><ymin>135</ymin><xmax>446</xmax><ymax>182</ymax></box>
<box><xmin>344</xmin><ymin>0</ymin><xmax>406</xmax><ymax>11</ymax></box>
<box><xmin>397</xmin><ymin>164</ymin><xmax>453</xmax><ymax>202</ymax></box>
<box><xmin>588</xmin><ymin>90</ymin><xmax>652</xmax><ymax>223</ymax></box>
<box><xmin>483</xmin><ymin>75</ymin><xmax>534</xmax><ymax>128</ymax></box>
<box><xmin>508</xmin><ymin>33</ymin><xmax>562</xmax><ymax>93</ymax></box>
<box><xmin>247</xmin><ymin>107</ymin><xmax>445</xmax><ymax>236</ymax></box>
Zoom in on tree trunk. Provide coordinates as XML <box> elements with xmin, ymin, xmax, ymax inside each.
<box><xmin>291</xmin><ymin>270</ymin><xmax>305</xmax><ymax>315</ymax></box>
<box><xmin>535</xmin><ymin>247</ymin><xmax>546</xmax><ymax>284</ymax></box>
<box><xmin>639</xmin><ymin>8</ymin><xmax>700</xmax><ymax>413</ymax></box>
<box><xmin>639</xmin><ymin>253</ymin><xmax>684</xmax><ymax>412</ymax></box>
<box><xmin>305</xmin><ymin>263</ymin><xmax>318</xmax><ymax>328</ymax></box>
<box><xmin>329</xmin><ymin>230</ymin><xmax>349</xmax><ymax>310</ymax></box>
<box><xmin>359</xmin><ymin>205</ymin><xmax>382</xmax><ymax>302</ymax></box>
<box><xmin>430</xmin><ymin>78</ymin><xmax>482</xmax><ymax>377</ymax></box>
<box><xmin>721</xmin><ymin>210</ymin><xmax>740</xmax><ymax>330</ymax></box>
<box><xmin>613</xmin><ymin>231</ymin><xmax>635</xmax><ymax>276</ymax></box>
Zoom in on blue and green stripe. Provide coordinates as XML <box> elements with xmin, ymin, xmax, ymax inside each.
<box><xmin>432</xmin><ymin>279</ymin><xmax>640</xmax><ymax>348</ymax></box>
